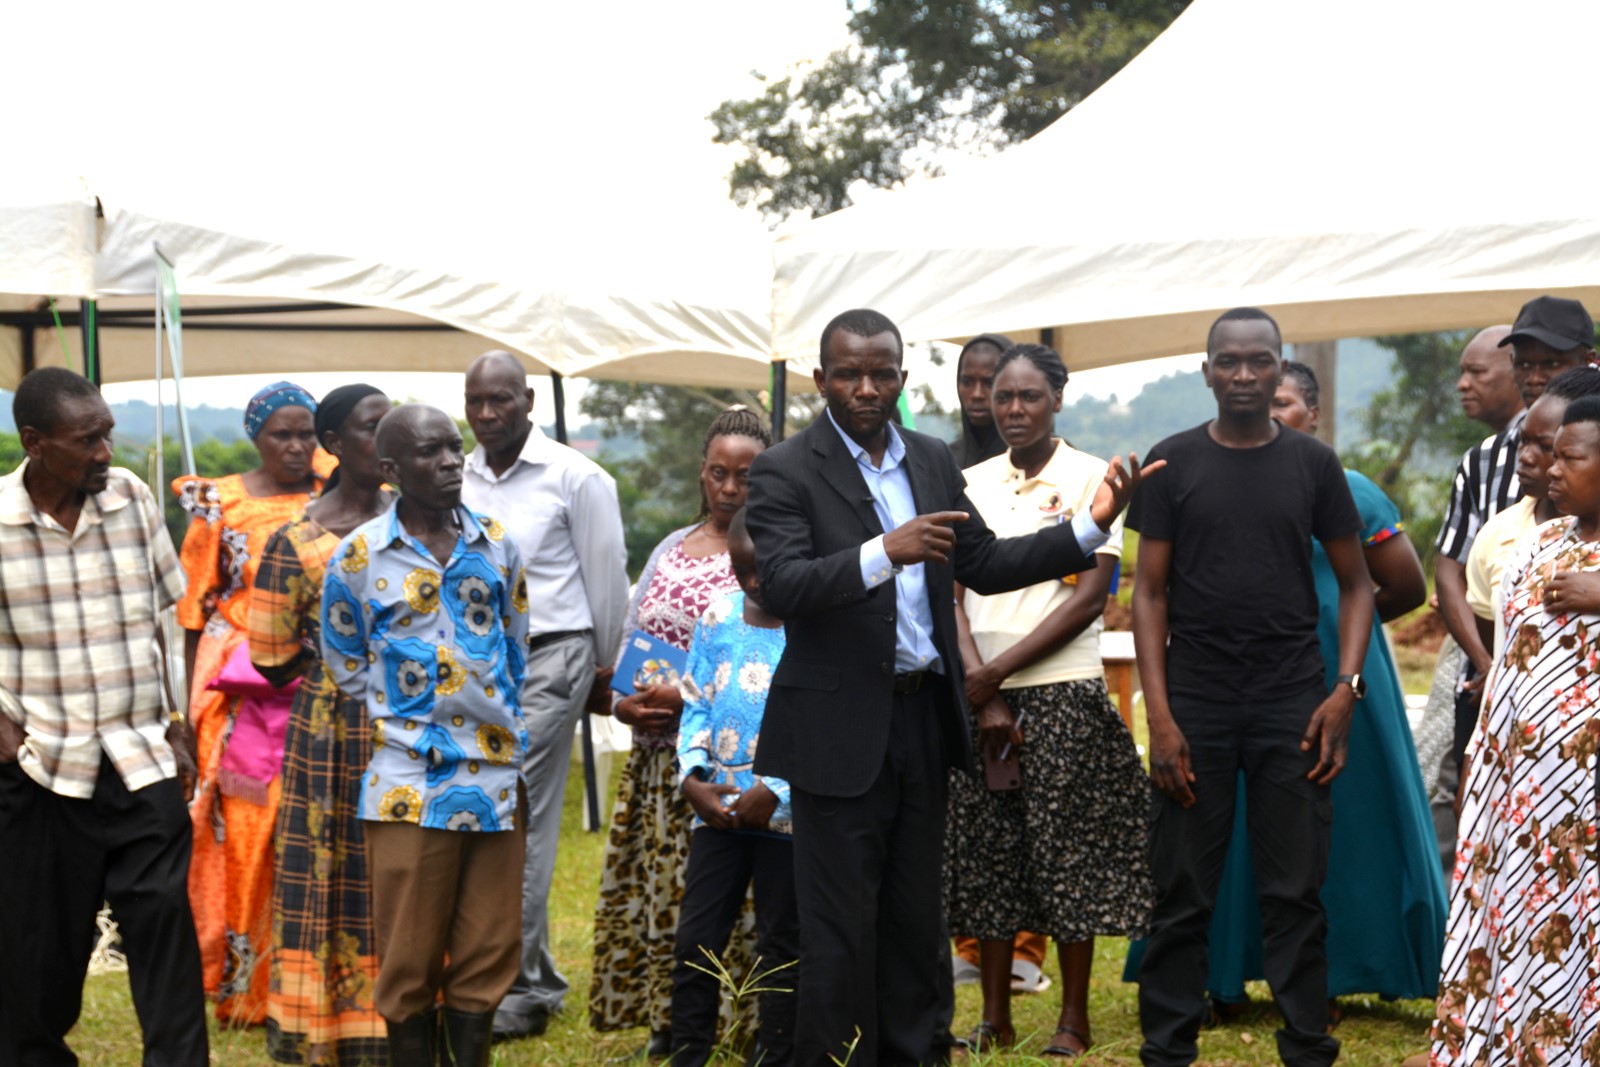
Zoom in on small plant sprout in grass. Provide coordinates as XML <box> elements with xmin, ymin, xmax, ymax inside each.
<box><xmin>823</xmin><ymin>1026</ymin><xmax>862</xmax><ymax>1067</ymax></box>
<box><xmin>685</xmin><ymin>947</ymin><xmax>797</xmax><ymax>1062</ymax></box>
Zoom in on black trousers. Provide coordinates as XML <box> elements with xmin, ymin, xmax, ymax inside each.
<box><xmin>670</xmin><ymin>827</ymin><xmax>799</xmax><ymax>1067</ymax></box>
<box><xmin>791</xmin><ymin>688</ymin><xmax>950</xmax><ymax>1067</ymax></box>
<box><xmin>1137</xmin><ymin>688</ymin><xmax>1338</xmax><ymax>1067</ymax></box>
<box><xmin>0</xmin><ymin>758</ymin><xmax>208</xmax><ymax>1067</ymax></box>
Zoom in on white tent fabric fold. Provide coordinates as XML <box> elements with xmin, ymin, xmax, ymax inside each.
<box><xmin>0</xmin><ymin>178</ymin><xmax>98</xmax><ymax>385</ymax></box>
<box><xmin>0</xmin><ymin>2</ymin><xmax>806</xmax><ymax>393</ymax></box>
<box><xmin>771</xmin><ymin>0</ymin><xmax>1600</xmax><ymax>371</ymax></box>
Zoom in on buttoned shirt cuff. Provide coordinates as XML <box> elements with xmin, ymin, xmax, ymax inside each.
<box><xmin>679</xmin><ymin>757</ymin><xmax>712</xmax><ymax>788</ymax></box>
<box><xmin>757</xmin><ymin>774</ymin><xmax>790</xmax><ymax>808</ymax></box>
<box><xmin>1071</xmin><ymin>509</ymin><xmax>1111</xmax><ymax>553</ymax></box>
<box><xmin>860</xmin><ymin>535</ymin><xmax>897</xmax><ymax>589</ymax></box>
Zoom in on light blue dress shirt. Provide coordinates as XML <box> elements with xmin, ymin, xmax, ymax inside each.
<box><xmin>825</xmin><ymin>410</ymin><xmax>1110</xmax><ymax>675</ymax></box>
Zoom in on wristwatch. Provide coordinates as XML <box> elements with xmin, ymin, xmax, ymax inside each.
<box><xmin>1335</xmin><ymin>673</ymin><xmax>1367</xmax><ymax>700</ymax></box>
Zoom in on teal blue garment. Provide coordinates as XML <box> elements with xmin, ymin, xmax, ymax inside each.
<box><xmin>1125</xmin><ymin>471</ymin><xmax>1447</xmax><ymax>999</ymax></box>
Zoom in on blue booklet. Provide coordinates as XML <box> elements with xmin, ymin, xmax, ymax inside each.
<box><xmin>611</xmin><ymin>629</ymin><xmax>688</xmax><ymax>695</ymax></box>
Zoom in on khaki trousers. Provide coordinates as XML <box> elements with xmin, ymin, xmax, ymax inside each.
<box><xmin>365</xmin><ymin>802</ymin><xmax>525</xmax><ymax>1021</ymax></box>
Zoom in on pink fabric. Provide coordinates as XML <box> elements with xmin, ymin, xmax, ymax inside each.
<box><xmin>634</xmin><ymin>544</ymin><xmax>738</xmax><ymax>651</ymax></box>
<box><xmin>209</xmin><ymin>643</ymin><xmax>298</xmax><ymax>804</ymax></box>
<box><xmin>207</xmin><ymin>641</ymin><xmax>296</xmax><ymax>698</ymax></box>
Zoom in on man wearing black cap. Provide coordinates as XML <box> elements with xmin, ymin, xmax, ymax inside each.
<box><xmin>1434</xmin><ymin>297</ymin><xmax>1595</xmax><ymax>798</ymax></box>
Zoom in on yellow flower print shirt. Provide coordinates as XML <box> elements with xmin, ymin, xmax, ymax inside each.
<box><xmin>323</xmin><ymin>507</ymin><xmax>529</xmax><ymax>832</ymax></box>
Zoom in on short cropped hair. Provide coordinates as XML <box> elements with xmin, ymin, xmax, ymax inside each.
<box><xmin>819</xmin><ymin>309</ymin><xmax>903</xmax><ymax>368</ymax></box>
<box><xmin>1560</xmin><ymin>394</ymin><xmax>1600</xmax><ymax>429</ymax></box>
<box><xmin>1207</xmin><ymin>307</ymin><xmax>1283</xmax><ymax>355</ymax></box>
<box><xmin>13</xmin><ymin>367</ymin><xmax>101</xmax><ymax>433</ymax></box>
<box><xmin>1280</xmin><ymin>360</ymin><xmax>1319</xmax><ymax>410</ymax></box>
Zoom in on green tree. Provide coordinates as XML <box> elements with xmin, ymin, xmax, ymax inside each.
<box><xmin>710</xmin><ymin>0</ymin><xmax>1190</xmax><ymax>220</ymax></box>
<box><xmin>581</xmin><ymin>384</ymin><xmax>764</xmax><ymax>573</ymax></box>
<box><xmin>1341</xmin><ymin>330</ymin><xmax>1485</xmax><ymax>571</ymax></box>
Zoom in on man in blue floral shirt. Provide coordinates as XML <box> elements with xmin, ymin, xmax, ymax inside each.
<box><xmin>323</xmin><ymin>404</ymin><xmax>529</xmax><ymax>1067</ymax></box>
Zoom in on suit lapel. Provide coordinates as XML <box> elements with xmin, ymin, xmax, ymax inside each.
<box><xmin>809</xmin><ymin>416</ymin><xmax>884</xmax><ymax>538</ymax></box>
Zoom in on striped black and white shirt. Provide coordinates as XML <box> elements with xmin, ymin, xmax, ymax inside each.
<box><xmin>1435</xmin><ymin>409</ymin><xmax>1527</xmax><ymax>564</ymax></box>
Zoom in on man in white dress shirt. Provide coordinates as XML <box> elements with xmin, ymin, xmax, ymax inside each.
<box><xmin>461</xmin><ymin>350</ymin><xmax>630</xmax><ymax>1040</ymax></box>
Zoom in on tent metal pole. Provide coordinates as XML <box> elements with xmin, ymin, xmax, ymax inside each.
<box><xmin>81</xmin><ymin>299</ymin><xmax>100</xmax><ymax>386</ymax></box>
<box><xmin>20</xmin><ymin>323</ymin><xmax>35</xmax><ymax>375</ymax></box>
<box><xmin>771</xmin><ymin>359</ymin><xmax>787</xmax><ymax>442</ymax></box>
<box><xmin>550</xmin><ymin>371</ymin><xmax>569</xmax><ymax>445</ymax></box>
<box><xmin>552</xmin><ymin>368</ymin><xmax>604</xmax><ymax>833</ymax></box>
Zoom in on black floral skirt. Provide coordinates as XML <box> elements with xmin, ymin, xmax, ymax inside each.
<box><xmin>944</xmin><ymin>678</ymin><xmax>1153</xmax><ymax>944</ymax></box>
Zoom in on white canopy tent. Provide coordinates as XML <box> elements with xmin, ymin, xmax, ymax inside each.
<box><xmin>0</xmin><ymin>4</ymin><xmax>810</xmax><ymax>394</ymax></box>
<box><xmin>0</xmin><ymin>177</ymin><xmax>98</xmax><ymax>385</ymax></box>
<box><xmin>771</xmin><ymin>0</ymin><xmax>1600</xmax><ymax>371</ymax></box>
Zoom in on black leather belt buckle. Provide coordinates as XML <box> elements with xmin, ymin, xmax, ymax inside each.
<box><xmin>893</xmin><ymin>670</ymin><xmax>928</xmax><ymax>695</ymax></box>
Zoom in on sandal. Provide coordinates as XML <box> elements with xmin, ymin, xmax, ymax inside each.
<box><xmin>962</xmin><ymin>1021</ymin><xmax>1013</xmax><ymax>1054</ymax></box>
<box><xmin>1042</xmin><ymin>1025</ymin><xmax>1092</xmax><ymax>1058</ymax></box>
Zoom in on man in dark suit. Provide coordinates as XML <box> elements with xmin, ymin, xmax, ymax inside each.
<box><xmin>746</xmin><ymin>309</ymin><xmax>1158</xmax><ymax>1066</ymax></box>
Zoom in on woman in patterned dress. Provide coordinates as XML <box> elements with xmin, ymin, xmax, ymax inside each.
<box><xmin>250</xmin><ymin>385</ymin><xmax>393</xmax><ymax>1064</ymax></box>
<box><xmin>590</xmin><ymin>407</ymin><xmax>771</xmax><ymax>1054</ymax></box>
<box><xmin>944</xmin><ymin>345</ymin><xmax>1153</xmax><ymax>1056</ymax></box>
<box><xmin>1432</xmin><ymin>394</ymin><xmax>1600</xmax><ymax>1066</ymax></box>
<box><xmin>177</xmin><ymin>382</ymin><xmax>336</xmax><ymax>1025</ymax></box>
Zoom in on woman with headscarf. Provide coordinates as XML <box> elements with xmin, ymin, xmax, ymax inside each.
<box><xmin>177</xmin><ymin>380</ymin><xmax>336</xmax><ymax>1025</ymax></box>
<box><xmin>949</xmin><ymin>334</ymin><xmax>1013</xmax><ymax>470</ymax></box>
<box><xmin>250</xmin><ymin>385</ymin><xmax>394</xmax><ymax>1064</ymax></box>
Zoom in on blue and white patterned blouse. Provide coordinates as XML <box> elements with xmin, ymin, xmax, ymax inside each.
<box><xmin>322</xmin><ymin>506</ymin><xmax>529</xmax><ymax>833</ymax></box>
<box><xmin>677</xmin><ymin>591</ymin><xmax>791</xmax><ymax>835</ymax></box>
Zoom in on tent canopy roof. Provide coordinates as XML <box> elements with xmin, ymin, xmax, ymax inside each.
<box><xmin>772</xmin><ymin>0</ymin><xmax>1600</xmax><ymax>369</ymax></box>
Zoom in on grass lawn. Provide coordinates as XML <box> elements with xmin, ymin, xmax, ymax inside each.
<box><xmin>69</xmin><ymin>760</ymin><xmax>1434</xmax><ymax>1066</ymax></box>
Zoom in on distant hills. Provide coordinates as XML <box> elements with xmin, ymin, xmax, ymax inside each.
<box><xmin>919</xmin><ymin>335</ymin><xmax>1403</xmax><ymax>466</ymax></box>
<box><xmin>0</xmin><ymin>337</ymin><xmax>1408</xmax><ymax>463</ymax></box>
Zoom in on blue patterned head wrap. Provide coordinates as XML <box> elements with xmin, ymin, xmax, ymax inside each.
<box><xmin>244</xmin><ymin>381</ymin><xmax>317</xmax><ymax>440</ymax></box>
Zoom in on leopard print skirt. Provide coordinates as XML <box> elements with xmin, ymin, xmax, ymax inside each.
<box><xmin>589</xmin><ymin>744</ymin><xmax>758</xmax><ymax>1035</ymax></box>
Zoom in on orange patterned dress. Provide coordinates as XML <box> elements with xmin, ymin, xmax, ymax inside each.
<box><xmin>175</xmin><ymin>461</ymin><xmax>332</xmax><ymax>1026</ymax></box>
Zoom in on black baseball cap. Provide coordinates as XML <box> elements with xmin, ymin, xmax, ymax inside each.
<box><xmin>1499</xmin><ymin>295</ymin><xmax>1596</xmax><ymax>352</ymax></box>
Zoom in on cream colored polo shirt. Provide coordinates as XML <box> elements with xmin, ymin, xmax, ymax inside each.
<box><xmin>961</xmin><ymin>441</ymin><xmax>1122</xmax><ymax>688</ymax></box>
<box><xmin>1466</xmin><ymin>496</ymin><xmax>1541</xmax><ymax>660</ymax></box>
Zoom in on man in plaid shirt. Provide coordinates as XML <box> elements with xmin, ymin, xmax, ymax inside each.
<box><xmin>0</xmin><ymin>368</ymin><xmax>208</xmax><ymax>1066</ymax></box>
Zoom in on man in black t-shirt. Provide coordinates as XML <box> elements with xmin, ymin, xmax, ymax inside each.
<box><xmin>1128</xmin><ymin>308</ymin><xmax>1374</xmax><ymax>1067</ymax></box>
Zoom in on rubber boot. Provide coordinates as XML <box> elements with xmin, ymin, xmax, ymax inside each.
<box><xmin>439</xmin><ymin>1007</ymin><xmax>496</xmax><ymax>1067</ymax></box>
<box><xmin>386</xmin><ymin>1011</ymin><xmax>438</xmax><ymax>1067</ymax></box>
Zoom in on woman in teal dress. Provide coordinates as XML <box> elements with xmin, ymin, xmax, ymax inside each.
<box><xmin>1126</xmin><ymin>361</ymin><xmax>1447</xmax><ymax>1008</ymax></box>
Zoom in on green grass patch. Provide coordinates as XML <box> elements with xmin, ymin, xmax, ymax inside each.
<box><xmin>68</xmin><ymin>758</ymin><xmax>1434</xmax><ymax>1065</ymax></box>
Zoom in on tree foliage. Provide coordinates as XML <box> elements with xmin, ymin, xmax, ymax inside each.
<box><xmin>1342</xmin><ymin>331</ymin><xmax>1487</xmax><ymax>569</ymax></box>
<box><xmin>710</xmin><ymin>0</ymin><xmax>1190</xmax><ymax>220</ymax></box>
<box><xmin>579</xmin><ymin>382</ymin><xmax>786</xmax><ymax>575</ymax></box>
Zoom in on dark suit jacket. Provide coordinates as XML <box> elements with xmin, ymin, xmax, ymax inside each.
<box><xmin>746</xmin><ymin>413</ymin><xmax>1097</xmax><ymax>798</ymax></box>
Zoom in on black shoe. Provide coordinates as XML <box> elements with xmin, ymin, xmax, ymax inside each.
<box><xmin>439</xmin><ymin>1007</ymin><xmax>496</xmax><ymax>1067</ymax></box>
<box><xmin>386</xmin><ymin>1011</ymin><xmax>438</xmax><ymax>1067</ymax></box>
<box><xmin>491</xmin><ymin>1002</ymin><xmax>551</xmax><ymax>1041</ymax></box>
